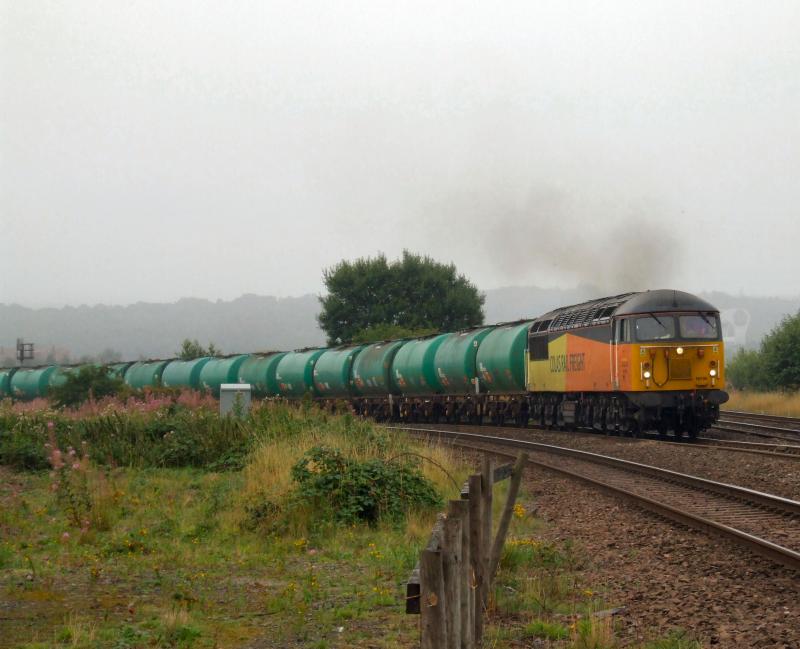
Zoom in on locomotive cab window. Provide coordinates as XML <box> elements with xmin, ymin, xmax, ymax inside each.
<box><xmin>634</xmin><ymin>315</ymin><xmax>676</xmax><ymax>341</ymax></box>
<box><xmin>679</xmin><ymin>314</ymin><xmax>719</xmax><ymax>339</ymax></box>
<box><xmin>614</xmin><ymin>318</ymin><xmax>633</xmax><ymax>343</ymax></box>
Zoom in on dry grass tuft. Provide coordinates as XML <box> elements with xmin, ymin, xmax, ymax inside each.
<box><xmin>59</xmin><ymin>613</ymin><xmax>96</xmax><ymax>648</ymax></box>
<box><xmin>724</xmin><ymin>390</ymin><xmax>800</xmax><ymax>417</ymax></box>
<box><xmin>570</xmin><ymin>613</ymin><xmax>615</xmax><ymax>648</ymax></box>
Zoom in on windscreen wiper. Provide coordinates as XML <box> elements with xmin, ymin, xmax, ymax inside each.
<box><xmin>648</xmin><ymin>312</ymin><xmax>665</xmax><ymax>328</ymax></box>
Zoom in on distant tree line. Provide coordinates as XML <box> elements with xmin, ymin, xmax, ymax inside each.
<box><xmin>728</xmin><ymin>311</ymin><xmax>800</xmax><ymax>391</ymax></box>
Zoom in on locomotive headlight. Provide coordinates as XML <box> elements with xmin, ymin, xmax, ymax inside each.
<box><xmin>710</xmin><ymin>369</ymin><xmax>717</xmax><ymax>377</ymax></box>
<box><xmin>676</xmin><ymin>347</ymin><xmax>684</xmax><ymax>355</ymax></box>
<box><xmin>709</xmin><ymin>360</ymin><xmax>718</xmax><ymax>377</ymax></box>
<box><xmin>643</xmin><ymin>370</ymin><xmax>652</xmax><ymax>379</ymax></box>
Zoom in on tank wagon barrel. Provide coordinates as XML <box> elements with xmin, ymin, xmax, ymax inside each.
<box><xmin>0</xmin><ymin>367</ymin><xmax>18</xmax><ymax>399</ymax></box>
<box><xmin>162</xmin><ymin>357</ymin><xmax>213</xmax><ymax>390</ymax></box>
<box><xmin>9</xmin><ymin>366</ymin><xmax>64</xmax><ymax>400</ymax></box>
<box><xmin>124</xmin><ymin>360</ymin><xmax>171</xmax><ymax>389</ymax></box>
<box><xmin>391</xmin><ymin>334</ymin><xmax>449</xmax><ymax>396</ymax></box>
<box><xmin>433</xmin><ymin>328</ymin><xmax>493</xmax><ymax>394</ymax></box>
<box><xmin>200</xmin><ymin>355</ymin><xmax>251</xmax><ymax>397</ymax></box>
<box><xmin>312</xmin><ymin>346</ymin><xmax>364</xmax><ymax>398</ymax></box>
<box><xmin>237</xmin><ymin>353</ymin><xmax>287</xmax><ymax>397</ymax></box>
<box><xmin>108</xmin><ymin>362</ymin><xmax>135</xmax><ymax>380</ymax></box>
<box><xmin>275</xmin><ymin>349</ymin><xmax>327</xmax><ymax>397</ymax></box>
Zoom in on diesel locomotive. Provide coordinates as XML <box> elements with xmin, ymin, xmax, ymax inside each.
<box><xmin>0</xmin><ymin>289</ymin><xmax>727</xmax><ymax>438</ymax></box>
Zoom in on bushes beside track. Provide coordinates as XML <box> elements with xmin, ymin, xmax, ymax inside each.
<box><xmin>728</xmin><ymin>310</ymin><xmax>800</xmax><ymax>391</ymax></box>
<box><xmin>0</xmin><ymin>395</ymin><xmax>451</xmax><ymax>533</ymax></box>
<box><xmin>0</xmin><ymin>393</ymin><xmax>252</xmax><ymax>471</ymax></box>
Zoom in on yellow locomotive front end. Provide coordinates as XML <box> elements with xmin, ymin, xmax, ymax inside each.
<box><xmin>613</xmin><ymin>296</ymin><xmax>728</xmax><ymax>436</ymax></box>
<box><xmin>525</xmin><ymin>290</ymin><xmax>728</xmax><ymax>437</ymax></box>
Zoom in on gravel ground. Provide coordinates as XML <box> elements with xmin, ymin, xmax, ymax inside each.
<box><xmin>523</xmin><ymin>466</ymin><xmax>800</xmax><ymax>648</ymax></box>
<box><xmin>448</xmin><ymin>425</ymin><xmax>800</xmax><ymax>501</ymax></box>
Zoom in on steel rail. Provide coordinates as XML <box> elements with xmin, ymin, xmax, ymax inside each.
<box><xmin>711</xmin><ymin>424</ymin><xmax>800</xmax><ymax>444</ymax></box>
<box><xmin>717</xmin><ymin>418</ymin><xmax>800</xmax><ymax>435</ymax></box>
<box><xmin>723</xmin><ymin>410</ymin><xmax>800</xmax><ymax>426</ymax></box>
<box><xmin>423</xmin><ymin>419</ymin><xmax>800</xmax><ymax>460</ymax></box>
<box><xmin>694</xmin><ymin>436</ymin><xmax>800</xmax><ymax>459</ymax></box>
<box><xmin>389</xmin><ymin>425</ymin><xmax>800</xmax><ymax>571</ymax></box>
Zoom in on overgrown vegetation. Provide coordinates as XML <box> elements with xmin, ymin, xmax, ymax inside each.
<box><xmin>727</xmin><ymin>310</ymin><xmax>800</xmax><ymax>390</ymax></box>
<box><xmin>0</xmin><ymin>392</ymin><xmax>250</xmax><ymax>471</ymax></box>
<box><xmin>1</xmin><ymin>397</ymin><xmax>705</xmax><ymax>648</ymax></box>
<box><xmin>0</xmin><ymin>400</ymin><xmax>461</xmax><ymax>648</ymax></box>
<box><xmin>317</xmin><ymin>251</ymin><xmax>485</xmax><ymax>345</ymax></box>
<box><xmin>49</xmin><ymin>365</ymin><xmax>125</xmax><ymax>408</ymax></box>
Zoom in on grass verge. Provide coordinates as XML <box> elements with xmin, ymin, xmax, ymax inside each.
<box><xmin>1</xmin><ymin>399</ymin><xmax>705</xmax><ymax>648</ymax></box>
<box><xmin>723</xmin><ymin>389</ymin><xmax>800</xmax><ymax>417</ymax></box>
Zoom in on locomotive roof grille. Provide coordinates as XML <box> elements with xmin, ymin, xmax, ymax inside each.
<box><xmin>530</xmin><ymin>290</ymin><xmax>718</xmax><ymax>334</ymax></box>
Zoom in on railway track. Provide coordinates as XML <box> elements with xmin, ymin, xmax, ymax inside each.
<box><xmin>427</xmin><ymin>419</ymin><xmax>800</xmax><ymax>460</ymax></box>
<box><xmin>711</xmin><ymin>411</ymin><xmax>800</xmax><ymax>444</ymax></box>
<box><xmin>723</xmin><ymin>410</ymin><xmax>800</xmax><ymax>428</ymax></box>
<box><xmin>389</xmin><ymin>424</ymin><xmax>800</xmax><ymax>571</ymax></box>
<box><xmin>695</xmin><ymin>435</ymin><xmax>800</xmax><ymax>459</ymax></box>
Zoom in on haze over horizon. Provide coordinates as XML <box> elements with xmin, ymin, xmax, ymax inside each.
<box><xmin>3</xmin><ymin>1</ymin><xmax>799</xmax><ymax>307</ymax></box>
<box><xmin>2</xmin><ymin>281</ymin><xmax>799</xmax><ymax>311</ymax></box>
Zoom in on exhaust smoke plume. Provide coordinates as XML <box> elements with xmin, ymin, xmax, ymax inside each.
<box><xmin>433</xmin><ymin>184</ymin><xmax>683</xmax><ymax>296</ymax></box>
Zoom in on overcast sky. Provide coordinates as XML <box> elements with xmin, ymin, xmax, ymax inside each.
<box><xmin>2</xmin><ymin>1</ymin><xmax>798</xmax><ymax>307</ymax></box>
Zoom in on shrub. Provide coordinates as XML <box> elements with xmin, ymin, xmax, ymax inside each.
<box><xmin>727</xmin><ymin>310</ymin><xmax>800</xmax><ymax>391</ymax></box>
<box><xmin>50</xmin><ymin>365</ymin><xmax>125</xmax><ymax>408</ymax></box>
<box><xmin>290</xmin><ymin>446</ymin><xmax>442</xmax><ymax>526</ymax></box>
<box><xmin>0</xmin><ymin>428</ymin><xmax>49</xmax><ymax>470</ymax></box>
<box><xmin>727</xmin><ymin>348</ymin><xmax>769</xmax><ymax>391</ymax></box>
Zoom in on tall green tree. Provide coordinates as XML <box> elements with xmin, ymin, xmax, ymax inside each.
<box><xmin>727</xmin><ymin>311</ymin><xmax>800</xmax><ymax>391</ymax></box>
<box><xmin>761</xmin><ymin>312</ymin><xmax>800</xmax><ymax>390</ymax></box>
<box><xmin>318</xmin><ymin>251</ymin><xmax>484</xmax><ymax>345</ymax></box>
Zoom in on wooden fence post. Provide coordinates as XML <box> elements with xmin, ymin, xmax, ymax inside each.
<box><xmin>481</xmin><ymin>456</ymin><xmax>494</xmax><ymax>616</ymax></box>
<box><xmin>420</xmin><ymin>548</ymin><xmax>447</xmax><ymax>649</ymax></box>
<box><xmin>449</xmin><ymin>499</ymin><xmax>473</xmax><ymax>649</ymax></box>
<box><xmin>442</xmin><ymin>514</ymin><xmax>462</xmax><ymax>649</ymax></box>
<box><xmin>489</xmin><ymin>452</ymin><xmax>529</xmax><ymax>580</ymax></box>
<box><xmin>467</xmin><ymin>473</ymin><xmax>483</xmax><ymax>643</ymax></box>
<box><xmin>410</xmin><ymin>459</ymin><xmax>522</xmax><ymax>647</ymax></box>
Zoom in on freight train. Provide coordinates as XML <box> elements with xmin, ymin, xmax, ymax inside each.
<box><xmin>0</xmin><ymin>289</ymin><xmax>728</xmax><ymax>438</ymax></box>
